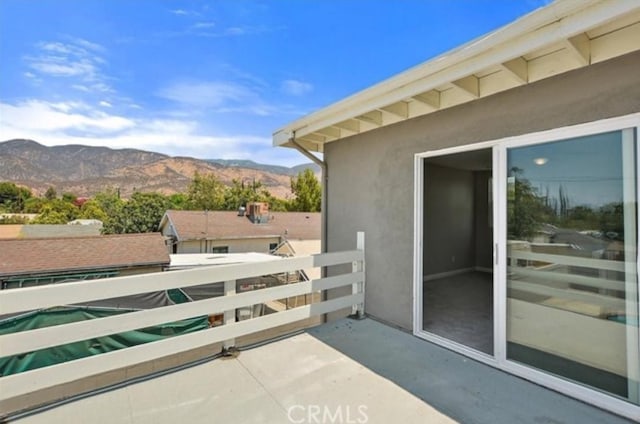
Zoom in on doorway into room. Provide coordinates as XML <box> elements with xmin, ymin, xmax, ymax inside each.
<box><xmin>420</xmin><ymin>147</ymin><xmax>495</xmax><ymax>356</ymax></box>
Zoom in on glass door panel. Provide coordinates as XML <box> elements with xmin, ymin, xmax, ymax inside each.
<box><xmin>506</xmin><ymin>130</ymin><xmax>640</xmax><ymax>405</ymax></box>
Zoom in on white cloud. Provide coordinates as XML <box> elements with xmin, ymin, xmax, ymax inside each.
<box><xmin>192</xmin><ymin>21</ymin><xmax>215</xmax><ymax>29</ymax></box>
<box><xmin>24</xmin><ymin>39</ymin><xmax>111</xmax><ymax>93</ymax></box>
<box><xmin>69</xmin><ymin>37</ymin><xmax>105</xmax><ymax>52</ymax></box>
<box><xmin>99</xmin><ymin>101</ymin><xmax>112</xmax><ymax>108</ymax></box>
<box><xmin>0</xmin><ymin>99</ymin><xmax>306</xmax><ymax>166</ymax></box>
<box><xmin>157</xmin><ymin>80</ymin><xmax>256</xmax><ymax>108</ymax></box>
<box><xmin>0</xmin><ymin>100</ymin><xmax>134</xmax><ymax>133</ymax></box>
<box><xmin>281</xmin><ymin>79</ymin><xmax>313</xmax><ymax>96</ymax></box>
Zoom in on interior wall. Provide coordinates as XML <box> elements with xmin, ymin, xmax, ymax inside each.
<box><xmin>474</xmin><ymin>171</ymin><xmax>493</xmax><ymax>270</ymax></box>
<box><xmin>324</xmin><ymin>51</ymin><xmax>640</xmax><ymax>331</ymax></box>
<box><xmin>423</xmin><ymin>164</ymin><xmax>475</xmax><ymax>277</ymax></box>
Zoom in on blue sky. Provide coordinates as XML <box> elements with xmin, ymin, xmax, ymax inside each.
<box><xmin>0</xmin><ymin>1</ymin><xmax>549</xmax><ymax>166</ymax></box>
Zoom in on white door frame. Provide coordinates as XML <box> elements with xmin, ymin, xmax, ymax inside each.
<box><xmin>413</xmin><ymin>112</ymin><xmax>640</xmax><ymax>421</ymax></box>
<box><xmin>413</xmin><ymin>139</ymin><xmax>500</xmax><ymax>367</ymax></box>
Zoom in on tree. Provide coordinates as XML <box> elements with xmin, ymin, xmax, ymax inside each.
<box><xmin>93</xmin><ymin>189</ymin><xmax>123</xmax><ymax>218</ymax></box>
<box><xmin>79</xmin><ymin>199</ymin><xmax>109</xmax><ymax>222</ymax></box>
<box><xmin>103</xmin><ymin>192</ymin><xmax>170</xmax><ymax>234</ymax></box>
<box><xmin>507</xmin><ymin>168</ymin><xmax>552</xmax><ymax>240</ymax></box>
<box><xmin>289</xmin><ymin>169</ymin><xmax>321</xmax><ymax>212</ymax></box>
<box><xmin>223</xmin><ymin>179</ymin><xmax>280</xmax><ymax>210</ymax></box>
<box><xmin>62</xmin><ymin>192</ymin><xmax>77</xmax><ymax>203</ymax></box>
<box><xmin>168</xmin><ymin>193</ymin><xmax>188</xmax><ymax>210</ymax></box>
<box><xmin>23</xmin><ymin>197</ymin><xmax>46</xmax><ymax>214</ymax></box>
<box><xmin>0</xmin><ymin>182</ymin><xmax>32</xmax><ymax>212</ymax></box>
<box><xmin>186</xmin><ymin>172</ymin><xmax>225</xmax><ymax>210</ymax></box>
<box><xmin>44</xmin><ymin>186</ymin><xmax>57</xmax><ymax>200</ymax></box>
<box><xmin>31</xmin><ymin>200</ymin><xmax>79</xmax><ymax>224</ymax></box>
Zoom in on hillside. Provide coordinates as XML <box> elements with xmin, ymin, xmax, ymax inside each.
<box><xmin>207</xmin><ymin>159</ymin><xmax>320</xmax><ymax>176</ymax></box>
<box><xmin>0</xmin><ymin>139</ymin><xmax>312</xmax><ymax>199</ymax></box>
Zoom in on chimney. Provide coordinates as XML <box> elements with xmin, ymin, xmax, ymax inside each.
<box><xmin>247</xmin><ymin>202</ymin><xmax>269</xmax><ymax>224</ymax></box>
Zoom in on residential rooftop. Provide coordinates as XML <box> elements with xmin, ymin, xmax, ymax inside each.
<box><xmin>162</xmin><ymin>210</ymin><xmax>321</xmax><ymax>241</ymax></box>
<box><xmin>0</xmin><ymin>233</ymin><xmax>169</xmax><ymax>277</ymax></box>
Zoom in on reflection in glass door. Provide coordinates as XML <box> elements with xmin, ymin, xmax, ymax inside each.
<box><xmin>506</xmin><ymin>130</ymin><xmax>639</xmax><ymax>405</ymax></box>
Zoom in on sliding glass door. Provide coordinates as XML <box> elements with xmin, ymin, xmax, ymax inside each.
<box><xmin>505</xmin><ymin>129</ymin><xmax>639</xmax><ymax>405</ymax></box>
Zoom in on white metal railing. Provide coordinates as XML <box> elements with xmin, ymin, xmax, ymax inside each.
<box><xmin>0</xmin><ymin>233</ymin><xmax>365</xmax><ymax>402</ymax></box>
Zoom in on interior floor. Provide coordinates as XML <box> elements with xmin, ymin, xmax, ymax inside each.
<box><xmin>423</xmin><ymin>271</ymin><xmax>493</xmax><ymax>355</ymax></box>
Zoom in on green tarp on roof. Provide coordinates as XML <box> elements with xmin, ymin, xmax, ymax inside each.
<box><xmin>0</xmin><ymin>303</ymin><xmax>209</xmax><ymax>376</ymax></box>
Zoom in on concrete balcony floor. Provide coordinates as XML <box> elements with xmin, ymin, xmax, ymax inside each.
<box><xmin>13</xmin><ymin>318</ymin><xmax>633</xmax><ymax>424</ymax></box>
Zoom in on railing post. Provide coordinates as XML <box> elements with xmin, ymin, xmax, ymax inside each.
<box><xmin>352</xmin><ymin>232</ymin><xmax>365</xmax><ymax>319</ymax></box>
<box><xmin>223</xmin><ymin>279</ymin><xmax>236</xmax><ymax>351</ymax></box>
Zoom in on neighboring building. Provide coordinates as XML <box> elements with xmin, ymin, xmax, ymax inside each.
<box><xmin>67</xmin><ymin>219</ymin><xmax>103</xmax><ymax>226</ymax></box>
<box><xmin>273</xmin><ymin>1</ymin><xmax>640</xmax><ymax>418</ymax></box>
<box><xmin>0</xmin><ymin>224</ymin><xmax>102</xmax><ymax>240</ymax></box>
<box><xmin>273</xmin><ymin>239</ymin><xmax>322</xmax><ymax>280</ymax></box>
<box><xmin>160</xmin><ymin>203</ymin><xmax>320</xmax><ymax>254</ymax></box>
<box><xmin>0</xmin><ymin>233</ymin><xmax>170</xmax><ymax>289</ymax></box>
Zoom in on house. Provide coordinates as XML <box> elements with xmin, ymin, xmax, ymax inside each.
<box><xmin>0</xmin><ymin>233</ymin><xmax>170</xmax><ymax>289</ymax></box>
<box><xmin>273</xmin><ymin>0</ymin><xmax>640</xmax><ymax>418</ymax></box>
<box><xmin>159</xmin><ymin>203</ymin><xmax>320</xmax><ymax>254</ymax></box>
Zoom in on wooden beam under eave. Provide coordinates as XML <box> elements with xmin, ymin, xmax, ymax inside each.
<box><xmin>296</xmin><ymin>137</ymin><xmax>321</xmax><ymax>152</ymax></box>
<box><xmin>451</xmin><ymin>75</ymin><xmax>479</xmax><ymax>98</ymax></box>
<box><xmin>565</xmin><ymin>33</ymin><xmax>591</xmax><ymax>66</ymax></box>
<box><xmin>500</xmin><ymin>57</ymin><xmax>528</xmax><ymax>84</ymax></box>
<box><xmin>412</xmin><ymin>90</ymin><xmax>440</xmax><ymax>110</ymax></box>
<box><xmin>301</xmin><ymin>133</ymin><xmax>327</xmax><ymax>143</ymax></box>
<box><xmin>380</xmin><ymin>101</ymin><xmax>409</xmax><ymax>118</ymax></box>
<box><xmin>334</xmin><ymin>119</ymin><xmax>360</xmax><ymax>133</ymax></box>
<box><xmin>330</xmin><ymin>125</ymin><xmax>357</xmax><ymax>137</ymax></box>
<box><xmin>316</xmin><ymin>127</ymin><xmax>341</xmax><ymax>139</ymax></box>
<box><xmin>355</xmin><ymin>110</ymin><xmax>383</xmax><ymax>126</ymax></box>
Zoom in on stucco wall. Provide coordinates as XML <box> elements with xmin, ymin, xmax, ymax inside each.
<box><xmin>474</xmin><ymin>171</ymin><xmax>492</xmax><ymax>270</ymax></box>
<box><xmin>324</xmin><ymin>51</ymin><xmax>640</xmax><ymax>331</ymax></box>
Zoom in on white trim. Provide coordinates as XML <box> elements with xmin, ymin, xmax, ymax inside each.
<box><xmin>493</xmin><ymin>145</ymin><xmax>507</xmax><ymax>363</ymax></box>
<box><xmin>501</xmin><ymin>360</ymin><xmax>640</xmax><ymax>421</ymax></box>
<box><xmin>413</xmin><ymin>141</ymin><xmax>497</xmax><ymax>357</ymax></box>
<box><xmin>412</xmin><ymin>154</ymin><xmax>424</xmax><ymax>335</ymax></box>
<box><xmin>415</xmin><ymin>138</ymin><xmax>499</xmax><ymax>159</ymax></box>
<box><xmin>622</xmin><ymin>127</ymin><xmax>639</xmax><ymax>404</ymax></box>
<box><xmin>498</xmin><ymin>112</ymin><xmax>640</xmax><ymax>149</ymax></box>
<box><xmin>414</xmin><ymin>330</ymin><xmax>497</xmax><ymax>367</ymax></box>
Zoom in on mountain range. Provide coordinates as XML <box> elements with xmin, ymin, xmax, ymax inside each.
<box><xmin>0</xmin><ymin>139</ymin><xmax>320</xmax><ymax>199</ymax></box>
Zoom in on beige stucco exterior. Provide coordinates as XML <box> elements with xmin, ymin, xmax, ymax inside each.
<box><xmin>174</xmin><ymin>237</ymin><xmax>281</xmax><ymax>254</ymax></box>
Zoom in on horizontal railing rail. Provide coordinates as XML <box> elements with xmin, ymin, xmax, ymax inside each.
<box><xmin>509</xmin><ymin>250</ymin><xmax>626</xmax><ymax>272</ymax></box>
<box><xmin>0</xmin><ymin>233</ymin><xmax>365</xmax><ymax>403</ymax></box>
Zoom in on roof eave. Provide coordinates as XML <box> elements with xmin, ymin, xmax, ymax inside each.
<box><xmin>273</xmin><ymin>0</ymin><xmax>640</xmax><ymax>150</ymax></box>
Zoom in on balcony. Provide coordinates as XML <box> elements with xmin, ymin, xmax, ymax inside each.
<box><xmin>0</xmin><ymin>233</ymin><xmax>630</xmax><ymax>423</ymax></box>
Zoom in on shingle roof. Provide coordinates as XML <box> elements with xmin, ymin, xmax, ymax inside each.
<box><xmin>163</xmin><ymin>210</ymin><xmax>320</xmax><ymax>241</ymax></box>
<box><xmin>0</xmin><ymin>233</ymin><xmax>170</xmax><ymax>277</ymax></box>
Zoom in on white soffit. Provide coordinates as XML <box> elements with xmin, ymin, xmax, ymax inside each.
<box><xmin>273</xmin><ymin>0</ymin><xmax>640</xmax><ymax>152</ymax></box>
